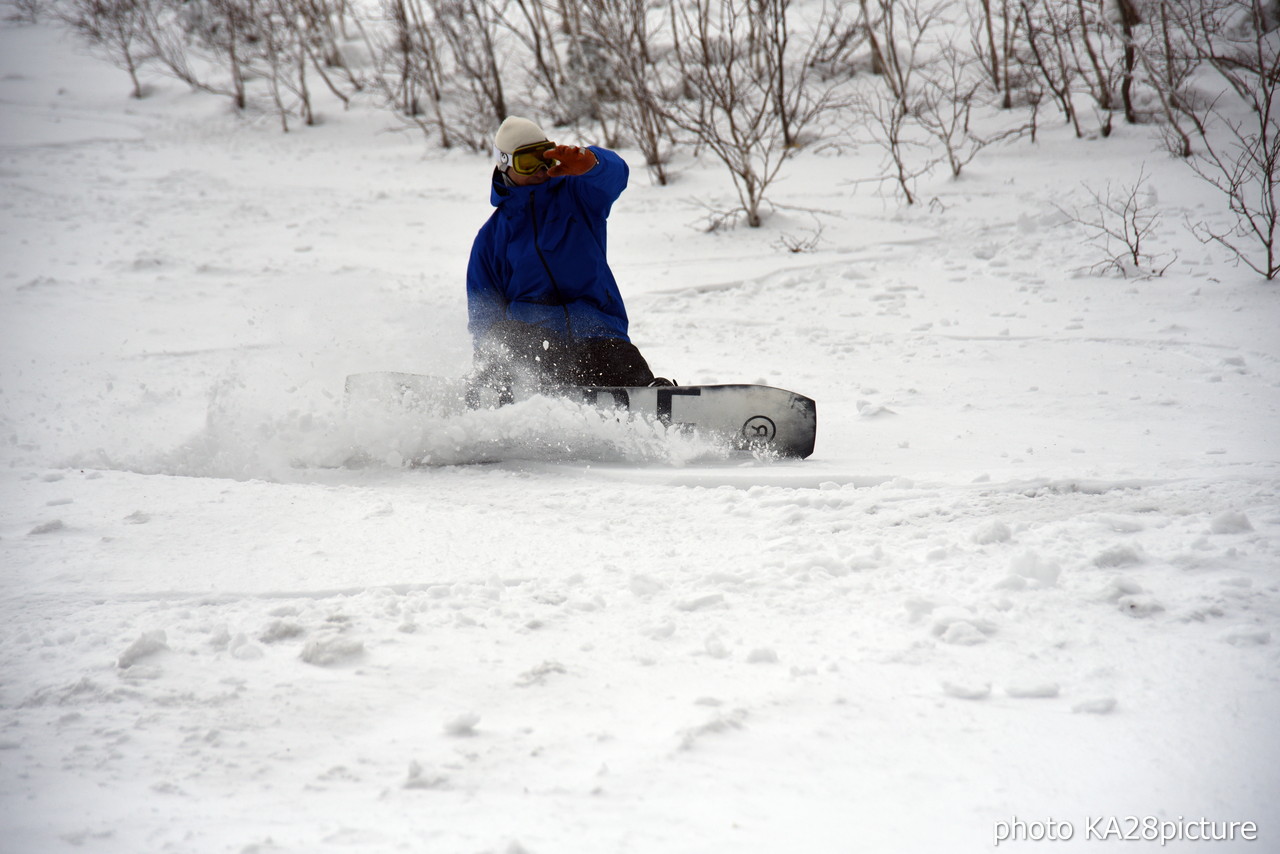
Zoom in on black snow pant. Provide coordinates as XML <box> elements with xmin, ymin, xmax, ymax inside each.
<box><xmin>474</xmin><ymin>320</ymin><xmax>655</xmax><ymax>397</ymax></box>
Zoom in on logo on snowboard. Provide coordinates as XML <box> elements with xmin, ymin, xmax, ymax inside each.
<box><xmin>741</xmin><ymin>416</ymin><xmax>776</xmax><ymax>442</ymax></box>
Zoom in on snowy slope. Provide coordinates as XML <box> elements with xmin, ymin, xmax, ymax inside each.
<box><xmin>2</xmin><ymin>15</ymin><xmax>1278</xmax><ymax>854</ymax></box>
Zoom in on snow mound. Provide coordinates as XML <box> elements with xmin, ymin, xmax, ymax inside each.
<box><xmin>116</xmin><ymin>630</ymin><xmax>169</xmax><ymax>669</ymax></box>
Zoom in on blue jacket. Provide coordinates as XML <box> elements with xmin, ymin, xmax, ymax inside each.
<box><xmin>467</xmin><ymin>146</ymin><xmax>631</xmax><ymax>344</ymax></box>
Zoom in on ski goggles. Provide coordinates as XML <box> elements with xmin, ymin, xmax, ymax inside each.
<box><xmin>498</xmin><ymin>141</ymin><xmax>555</xmax><ymax>176</ymax></box>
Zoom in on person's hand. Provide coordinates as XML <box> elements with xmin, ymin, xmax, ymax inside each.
<box><xmin>545</xmin><ymin>145</ymin><xmax>597</xmax><ymax>177</ymax></box>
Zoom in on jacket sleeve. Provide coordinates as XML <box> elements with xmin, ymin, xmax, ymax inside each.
<box><xmin>466</xmin><ymin>221</ymin><xmax>507</xmax><ymax>343</ymax></box>
<box><xmin>569</xmin><ymin>146</ymin><xmax>629</xmax><ymax>216</ymax></box>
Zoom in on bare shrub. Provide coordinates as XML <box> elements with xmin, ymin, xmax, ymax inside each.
<box><xmin>1056</xmin><ymin>165</ymin><xmax>1175</xmax><ymax>278</ymax></box>
<box><xmin>582</xmin><ymin>0</ymin><xmax>676</xmax><ymax>184</ymax></box>
<box><xmin>10</xmin><ymin>0</ymin><xmax>44</xmax><ymax>24</ymax></box>
<box><xmin>53</xmin><ymin>0</ymin><xmax>156</xmax><ymax>98</ymax></box>
<box><xmin>666</xmin><ymin>0</ymin><xmax>838</xmax><ymax>227</ymax></box>
<box><xmin>914</xmin><ymin>38</ymin><xmax>1029</xmax><ymax>177</ymax></box>
<box><xmin>355</xmin><ymin>0</ymin><xmax>453</xmax><ymax>147</ymax></box>
<box><xmin>427</xmin><ymin>0</ymin><xmax>510</xmax><ymax>150</ymax></box>
<box><xmin>1158</xmin><ymin>0</ymin><xmax>1280</xmax><ymax>278</ymax></box>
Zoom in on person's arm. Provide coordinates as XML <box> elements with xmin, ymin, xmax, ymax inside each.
<box><xmin>554</xmin><ymin>145</ymin><xmax>628</xmax><ymax>215</ymax></box>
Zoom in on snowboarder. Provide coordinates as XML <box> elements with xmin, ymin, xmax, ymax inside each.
<box><xmin>466</xmin><ymin>116</ymin><xmax>671</xmax><ymax>398</ymax></box>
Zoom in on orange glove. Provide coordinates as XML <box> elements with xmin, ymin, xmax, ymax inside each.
<box><xmin>545</xmin><ymin>145</ymin><xmax>597</xmax><ymax>177</ymax></box>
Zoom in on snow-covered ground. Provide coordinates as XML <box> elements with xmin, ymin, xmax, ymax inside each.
<box><xmin>2</xmin><ymin>13</ymin><xmax>1278</xmax><ymax>854</ymax></box>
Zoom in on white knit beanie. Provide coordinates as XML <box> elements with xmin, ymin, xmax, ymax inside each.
<box><xmin>494</xmin><ymin>116</ymin><xmax>548</xmax><ymax>167</ymax></box>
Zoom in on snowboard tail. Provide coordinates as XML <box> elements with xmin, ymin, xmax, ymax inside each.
<box><xmin>344</xmin><ymin>373</ymin><xmax>817</xmax><ymax>459</ymax></box>
<box><xmin>573</xmin><ymin>384</ymin><xmax>816</xmax><ymax>459</ymax></box>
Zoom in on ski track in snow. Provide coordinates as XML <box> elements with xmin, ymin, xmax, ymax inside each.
<box><xmin>2</xmin><ymin>16</ymin><xmax>1280</xmax><ymax>854</ymax></box>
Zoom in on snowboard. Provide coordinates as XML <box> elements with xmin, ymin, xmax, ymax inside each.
<box><xmin>344</xmin><ymin>372</ymin><xmax>818</xmax><ymax>459</ymax></box>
